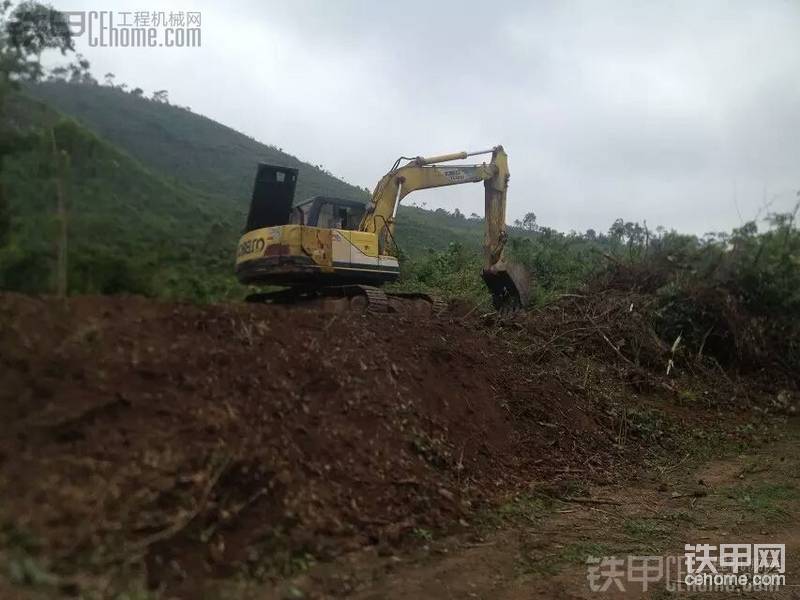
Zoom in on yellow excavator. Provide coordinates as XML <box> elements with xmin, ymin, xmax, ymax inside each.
<box><xmin>235</xmin><ymin>146</ymin><xmax>529</xmax><ymax>312</ymax></box>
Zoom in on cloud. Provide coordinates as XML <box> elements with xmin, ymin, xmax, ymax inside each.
<box><xmin>51</xmin><ymin>0</ymin><xmax>800</xmax><ymax>234</ymax></box>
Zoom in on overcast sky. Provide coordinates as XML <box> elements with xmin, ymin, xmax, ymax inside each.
<box><xmin>49</xmin><ymin>0</ymin><xmax>800</xmax><ymax>234</ymax></box>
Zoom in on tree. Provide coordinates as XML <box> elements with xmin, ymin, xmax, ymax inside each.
<box><xmin>608</xmin><ymin>218</ymin><xmax>625</xmax><ymax>242</ymax></box>
<box><xmin>4</xmin><ymin>1</ymin><xmax>73</xmax><ymax>81</ymax></box>
<box><xmin>152</xmin><ymin>89</ymin><xmax>168</xmax><ymax>103</ymax></box>
<box><xmin>50</xmin><ymin>127</ymin><xmax>69</xmax><ymax>296</ymax></box>
<box><xmin>622</xmin><ymin>221</ymin><xmax>645</xmax><ymax>258</ymax></box>
<box><xmin>2</xmin><ymin>1</ymin><xmax>78</xmax><ymax>114</ymax></box>
<box><xmin>0</xmin><ymin>1</ymin><xmax>78</xmax><ymax>262</ymax></box>
<box><xmin>103</xmin><ymin>72</ymin><xmax>115</xmax><ymax>86</ymax></box>
<box><xmin>1</xmin><ymin>1</ymin><xmax>77</xmax><ymax>213</ymax></box>
<box><xmin>66</xmin><ymin>53</ymin><xmax>93</xmax><ymax>84</ymax></box>
<box><xmin>0</xmin><ymin>174</ymin><xmax>8</xmax><ymax>246</ymax></box>
<box><xmin>585</xmin><ymin>228</ymin><xmax>597</xmax><ymax>241</ymax></box>
<box><xmin>131</xmin><ymin>87</ymin><xmax>144</xmax><ymax>97</ymax></box>
<box><xmin>47</xmin><ymin>64</ymin><xmax>67</xmax><ymax>80</ymax></box>
<box><xmin>522</xmin><ymin>212</ymin><xmax>537</xmax><ymax>231</ymax></box>
<box><xmin>2</xmin><ymin>2</ymin><xmax>79</xmax><ymax>102</ymax></box>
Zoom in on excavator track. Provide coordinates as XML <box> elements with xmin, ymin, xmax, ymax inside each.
<box><xmin>245</xmin><ymin>286</ymin><xmax>448</xmax><ymax>316</ymax></box>
<box><xmin>361</xmin><ymin>286</ymin><xmax>390</xmax><ymax>313</ymax></box>
<box><xmin>324</xmin><ymin>285</ymin><xmax>389</xmax><ymax>313</ymax></box>
<box><xmin>430</xmin><ymin>296</ymin><xmax>448</xmax><ymax>317</ymax></box>
<box><xmin>386</xmin><ymin>292</ymin><xmax>448</xmax><ymax>317</ymax></box>
<box><xmin>246</xmin><ymin>285</ymin><xmax>389</xmax><ymax>313</ymax></box>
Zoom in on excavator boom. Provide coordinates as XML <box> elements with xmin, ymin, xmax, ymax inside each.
<box><xmin>360</xmin><ymin>146</ymin><xmax>530</xmax><ymax>309</ymax></box>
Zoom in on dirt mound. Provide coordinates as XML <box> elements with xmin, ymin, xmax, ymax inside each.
<box><xmin>0</xmin><ymin>285</ymin><xmax>792</xmax><ymax>597</ymax></box>
<box><xmin>0</xmin><ymin>293</ymin><xmax>613</xmax><ymax>595</ymax></box>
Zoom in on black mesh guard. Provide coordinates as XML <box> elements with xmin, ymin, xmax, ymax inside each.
<box><xmin>245</xmin><ymin>164</ymin><xmax>299</xmax><ymax>231</ymax></box>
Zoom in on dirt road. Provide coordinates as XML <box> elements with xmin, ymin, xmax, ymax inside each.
<box><xmin>266</xmin><ymin>424</ymin><xmax>800</xmax><ymax>599</ymax></box>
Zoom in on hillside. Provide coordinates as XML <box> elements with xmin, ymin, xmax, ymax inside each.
<box><xmin>29</xmin><ymin>81</ymin><xmax>369</xmax><ymax>206</ymax></box>
<box><xmin>28</xmin><ymin>82</ymin><xmax>529</xmax><ymax>257</ymax></box>
<box><xmin>1</xmin><ymin>93</ymin><xmax>242</xmax><ymax>299</ymax></box>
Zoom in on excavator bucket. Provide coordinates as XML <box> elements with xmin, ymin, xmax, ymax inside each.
<box><xmin>482</xmin><ymin>261</ymin><xmax>531</xmax><ymax>311</ymax></box>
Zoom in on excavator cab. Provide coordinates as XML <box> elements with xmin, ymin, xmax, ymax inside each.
<box><xmin>243</xmin><ymin>165</ymin><xmax>365</xmax><ymax>232</ymax></box>
<box><xmin>290</xmin><ymin>197</ymin><xmax>366</xmax><ymax>231</ymax></box>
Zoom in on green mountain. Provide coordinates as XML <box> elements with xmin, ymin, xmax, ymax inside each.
<box><xmin>29</xmin><ymin>81</ymin><xmax>369</xmax><ymax>206</ymax></box>
<box><xmin>1</xmin><ymin>92</ymin><xmax>241</xmax><ymax>299</ymax></box>
<box><xmin>27</xmin><ymin>82</ymin><xmax>518</xmax><ymax>256</ymax></box>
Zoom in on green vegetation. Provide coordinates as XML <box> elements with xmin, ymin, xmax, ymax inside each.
<box><xmin>26</xmin><ymin>80</ymin><xmax>542</xmax><ymax>258</ymax></box>
<box><xmin>0</xmin><ymin>2</ymin><xmax>243</xmax><ymax>299</ymax></box>
<box><xmin>411</xmin><ymin>527</ymin><xmax>434</xmax><ymax>542</ymax></box>
<box><xmin>1</xmin><ymin>97</ymin><xmax>243</xmax><ymax>299</ymax></box>
<box><xmin>29</xmin><ymin>80</ymin><xmax>369</xmax><ymax>205</ymax></box>
<box><xmin>558</xmin><ymin>541</ymin><xmax>612</xmax><ymax>565</ymax></box>
<box><xmin>727</xmin><ymin>483</ymin><xmax>795</xmax><ymax>521</ymax></box>
<box><xmin>497</xmin><ymin>493</ymin><xmax>554</xmax><ymax>524</ymax></box>
<box><xmin>621</xmin><ymin>518</ymin><xmax>671</xmax><ymax>543</ymax></box>
<box><xmin>393</xmin><ymin>204</ymin><xmax>533</xmax><ymax>258</ymax></box>
<box><xmin>516</xmin><ymin>538</ymin><xmax>613</xmax><ymax>577</ymax></box>
<box><xmin>2</xmin><ymin>521</ymin><xmax>59</xmax><ymax>592</ymax></box>
<box><xmin>402</xmin><ymin>208</ymin><xmax>800</xmax><ymax>314</ymax></box>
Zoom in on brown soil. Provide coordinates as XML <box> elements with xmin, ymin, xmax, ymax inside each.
<box><xmin>329</xmin><ymin>422</ymin><xmax>800</xmax><ymax>600</ymax></box>
<box><xmin>0</xmin><ymin>294</ymin><xmax>611</xmax><ymax>595</ymax></box>
<box><xmin>0</xmin><ymin>291</ymin><xmax>794</xmax><ymax>597</ymax></box>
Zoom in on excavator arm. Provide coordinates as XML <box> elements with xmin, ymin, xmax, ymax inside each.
<box><xmin>360</xmin><ymin>146</ymin><xmax>530</xmax><ymax>310</ymax></box>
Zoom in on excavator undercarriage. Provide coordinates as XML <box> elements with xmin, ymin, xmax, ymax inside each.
<box><xmin>245</xmin><ymin>285</ymin><xmax>448</xmax><ymax>316</ymax></box>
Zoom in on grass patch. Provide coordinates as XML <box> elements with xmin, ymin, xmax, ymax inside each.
<box><xmin>497</xmin><ymin>493</ymin><xmax>555</xmax><ymax>524</ymax></box>
<box><xmin>659</xmin><ymin>510</ymin><xmax>699</xmax><ymax>526</ymax></box>
<box><xmin>622</xmin><ymin>518</ymin><xmax>671</xmax><ymax>540</ymax></box>
<box><xmin>0</xmin><ymin>522</ymin><xmax>60</xmax><ymax>591</ymax></box>
<box><xmin>411</xmin><ymin>527</ymin><xmax>434</xmax><ymax>543</ymax></box>
<box><xmin>559</xmin><ymin>541</ymin><xmax>612</xmax><ymax>564</ymax></box>
<box><xmin>728</xmin><ymin>483</ymin><xmax>796</xmax><ymax>521</ymax></box>
<box><xmin>517</xmin><ymin>540</ymin><xmax>613</xmax><ymax>577</ymax></box>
